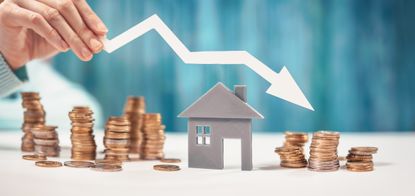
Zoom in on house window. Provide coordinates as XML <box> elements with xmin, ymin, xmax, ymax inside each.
<box><xmin>196</xmin><ymin>125</ymin><xmax>211</xmax><ymax>145</ymax></box>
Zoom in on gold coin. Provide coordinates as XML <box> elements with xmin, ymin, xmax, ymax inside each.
<box><xmin>153</xmin><ymin>164</ymin><xmax>180</xmax><ymax>171</ymax></box>
<box><xmin>35</xmin><ymin>161</ymin><xmax>62</xmax><ymax>168</ymax></box>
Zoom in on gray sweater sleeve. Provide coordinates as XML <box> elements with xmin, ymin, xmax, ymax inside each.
<box><xmin>0</xmin><ymin>53</ymin><xmax>27</xmax><ymax>97</ymax></box>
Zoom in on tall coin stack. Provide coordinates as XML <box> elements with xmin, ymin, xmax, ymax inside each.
<box><xmin>123</xmin><ymin>96</ymin><xmax>145</xmax><ymax>154</ymax></box>
<box><xmin>69</xmin><ymin>106</ymin><xmax>97</xmax><ymax>160</ymax></box>
<box><xmin>103</xmin><ymin>116</ymin><xmax>131</xmax><ymax>161</ymax></box>
<box><xmin>141</xmin><ymin>113</ymin><xmax>165</xmax><ymax>160</ymax></box>
<box><xmin>346</xmin><ymin>147</ymin><xmax>378</xmax><ymax>172</ymax></box>
<box><xmin>274</xmin><ymin>131</ymin><xmax>308</xmax><ymax>168</ymax></box>
<box><xmin>308</xmin><ymin>131</ymin><xmax>340</xmax><ymax>172</ymax></box>
<box><xmin>21</xmin><ymin>92</ymin><xmax>46</xmax><ymax>152</ymax></box>
<box><xmin>31</xmin><ymin>125</ymin><xmax>60</xmax><ymax>157</ymax></box>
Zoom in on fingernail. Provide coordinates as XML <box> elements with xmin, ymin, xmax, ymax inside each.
<box><xmin>90</xmin><ymin>38</ymin><xmax>102</xmax><ymax>51</ymax></box>
<box><xmin>81</xmin><ymin>48</ymin><xmax>92</xmax><ymax>60</ymax></box>
<box><xmin>97</xmin><ymin>23</ymin><xmax>108</xmax><ymax>33</ymax></box>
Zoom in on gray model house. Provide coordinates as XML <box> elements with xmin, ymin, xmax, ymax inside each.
<box><xmin>178</xmin><ymin>82</ymin><xmax>263</xmax><ymax>171</ymax></box>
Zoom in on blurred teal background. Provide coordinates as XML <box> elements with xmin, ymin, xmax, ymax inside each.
<box><xmin>54</xmin><ymin>0</ymin><xmax>415</xmax><ymax>132</ymax></box>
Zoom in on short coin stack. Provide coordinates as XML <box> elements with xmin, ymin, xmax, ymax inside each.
<box><xmin>141</xmin><ymin>113</ymin><xmax>165</xmax><ymax>160</ymax></box>
<box><xmin>31</xmin><ymin>125</ymin><xmax>60</xmax><ymax>157</ymax></box>
<box><xmin>69</xmin><ymin>106</ymin><xmax>97</xmax><ymax>160</ymax></box>
<box><xmin>308</xmin><ymin>131</ymin><xmax>340</xmax><ymax>172</ymax></box>
<box><xmin>274</xmin><ymin>131</ymin><xmax>308</xmax><ymax>168</ymax></box>
<box><xmin>103</xmin><ymin>116</ymin><xmax>131</xmax><ymax>161</ymax></box>
<box><xmin>346</xmin><ymin>147</ymin><xmax>378</xmax><ymax>172</ymax></box>
<box><xmin>123</xmin><ymin>96</ymin><xmax>145</xmax><ymax>154</ymax></box>
<box><xmin>21</xmin><ymin>92</ymin><xmax>46</xmax><ymax>152</ymax></box>
<box><xmin>284</xmin><ymin>131</ymin><xmax>309</xmax><ymax>152</ymax></box>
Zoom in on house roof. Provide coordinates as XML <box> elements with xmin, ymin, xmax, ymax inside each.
<box><xmin>178</xmin><ymin>83</ymin><xmax>264</xmax><ymax>119</ymax></box>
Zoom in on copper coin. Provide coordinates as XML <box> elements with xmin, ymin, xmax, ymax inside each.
<box><xmin>153</xmin><ymin>164</ymin><xmax>180</xmax><ymax>171</ymax></box>
<box><xmin>22</xmin><ymin>154</ymin><xmax>47</xmax><ymax>161</ymax></box>
<box><xmin>64</xmin><ymin>161</ymin><xmax>95</xmax><ymax>168</ymax></box>
<box><xmin>35</xmin><ymin>161</ymin><xmax>62</xmax><ymax>168</ymax></box>
<box><xmin>91</xmin><ymin>164</ymin><xmax>122</xmax><ymax>172</ymax></box>
<box><xmin>95</xmin><ymin>159</ymin><xmax>123</xmax><ymax>166</ymax></box>
<box><xmin>160</xmin><ymin>158</ymin><xmax>181</xmax><ymax>163</ymax></box>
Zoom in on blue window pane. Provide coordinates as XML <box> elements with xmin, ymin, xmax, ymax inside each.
<box><xmin>204</xmin><ymin>126</ymin><xmax>211</xmax><ymax>135</ymax></box>
<box><xmin>196</xmin><ymin>126</ymin><xmax>203</xmax><ymax>135</ymax></box>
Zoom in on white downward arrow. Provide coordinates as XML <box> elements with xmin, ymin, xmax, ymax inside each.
<box><xmin>104</xmin><ymin>14</ymin><xmax>314</xmax><ymax>111</ymax></box>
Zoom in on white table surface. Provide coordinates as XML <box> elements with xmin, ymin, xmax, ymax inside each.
<box><xmin>0</xmin><ymin>130</ymin><xmax>413</xmax><ymax>196</ymax></box>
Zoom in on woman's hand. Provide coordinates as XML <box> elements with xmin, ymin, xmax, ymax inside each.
<box><xmin>0</xmin><ymin>0</ymin><xmax>108</xmax><ymax>70</ymax></box>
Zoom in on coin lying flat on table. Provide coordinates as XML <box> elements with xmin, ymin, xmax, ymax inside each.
<box><xmin>35</xmin><ymin>161</ymin><xmax>62</xmax><ymax>168</ymax></box>
<box><xmin>95</xmin><ymin>159</ymin><xmax>123</xmax><ymax>166</ymax></box>
<box><xmin>160</xmin><ymin>158</ymin><xmax>181</xmax><ymax>163</ymax></box>
<box><xmin>91</xmin><ymin>164</ymin><xmax>122</xmax><ymax>172</ymax></box>
<box><xmin>22</xmin><ymin>154</ymin><xmax>47</xmax><ymax>161</ymax></box>
<box><xmin>64</xmin><ymin>161</ymin><xmax>95</xmax><ymax>168</ymax></box>
<box><xmin>153</xmin><ymin>164</ymin><xmax>180</xmax><ymax>171</ymax></box>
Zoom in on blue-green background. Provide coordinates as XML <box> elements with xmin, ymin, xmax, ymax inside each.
<box><xmin>54</xmin><ymin>0</ymin><xmax>415</xmax><ymax>132</ymax></box>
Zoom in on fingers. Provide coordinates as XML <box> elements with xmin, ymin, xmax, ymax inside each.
<box><xmin>18</xmin><ymin>0</ymin><xmax>93</xmax><ymax>61</ymax></box>
<box><xmin>0</xmin><ymin>3</ymin><xmax>68</xmax><ymax>52</ymax></box>
<box><xmin>72</xmin><ymin>0</ymin><xmax>108</xmax><ymax>35</ymax></box>
<box><xmin>36</xmin><ymin>0</ymin><xmax>103</xmax><ymax>54</ymax></box>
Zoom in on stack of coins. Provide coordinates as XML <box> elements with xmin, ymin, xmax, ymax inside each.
<box><xmin>141</xmin><ymin>113</ymin><xmax>165</xmax><ymax>160</ymax></box>
<box><xmin>21</xmin><ymin>92</ymin><xmax>46</xmax><ymax>152</ymax></box>
<box><xmin>103</xmin><ymin>116</ymin><xmax>131</xmax><ymax>161</ymax></box>
<box><xmin>308</xmin><ymin>131</ymin><xmax>340</xmax><ymax>172</ymax></box>
<box><xmin>284</xmin><ymin>131</ymin><xmax>309</xmax><ymax>152</ymax></box>
<box><xmin>274</xmin><ymin>131</ymin><xmax>309</xmax><ymax>168</ymax></box>
<box><xmin>123</xmin><ymin>96</ymin><xmax>145</xmax><ymax>154</ymax></box>
<box><xmin>69</xmin><ymin>106</ymin><xmax>97</xmax><ymax>160</ymax></box>
<box><xmin>346</xmin><ymin>147</ymin><xmax>378</xmax><ymax>172</ymax></box>
<box><xmin>31</xmin><ymin>125</ymin><xmax>60</xmax><ymax>157</ymax></box>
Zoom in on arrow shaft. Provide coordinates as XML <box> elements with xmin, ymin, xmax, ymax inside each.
<box><xmin>103</xmin><ymin>14</ymin><xmax>313</xmax><ymax>111</ymax></box>
<box><xmin>104</xmin><ymin>15</ymin><xmax>279</xmax><ymax>83</ymax></box>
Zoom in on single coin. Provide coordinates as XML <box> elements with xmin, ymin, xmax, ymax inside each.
<box><xmin>91</xmin><ymin>164</ymin><xmax>122</xmax><ymax>172</ymax></box>
<box><xmin>153</xmin><ymin>164</ymin><xmax>181</xmax><ymax>171</ymax></box>
<box><xmin>350</xmin><ymin>147</ymin><xmax>378</xmax><ymax>154</ymax></box>
<box><xmin>351</xmin><ymin>146</ymin><xmax>377</xmax><ymax>152</ymax></box>
<box><xmin>95</xmin><ymin>159</ymin><xmax>123</xmax><ymax>166</ymax></box>
<box><xmin>22</xmin><ymin>154</ymin><xmax>47</xmax><ymax>161</ymax></box>
<box><xmin>160</xmin><ymin>158</ymin><xmax>181</xmax><ymax>163</ymax></box>
<box><xmin>35</xmin><ymin>161</ymin><xmax>62</xmax><ymax>168</ymax></box>
<box><xmin>64</xmin><ymin>161</ymin><xmax>95</xmax><ymax>168</ymax></box>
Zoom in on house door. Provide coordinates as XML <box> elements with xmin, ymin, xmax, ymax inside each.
<box><xmin>223</xmin><ymin>138</ymin><xmax>242</xmax><ymax>169</ymax></box>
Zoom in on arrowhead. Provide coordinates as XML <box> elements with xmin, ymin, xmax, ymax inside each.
<box><xmin>266</xmin><ymin>66</ymin><xmax>314</xmax><ymax>111</ymax></box>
